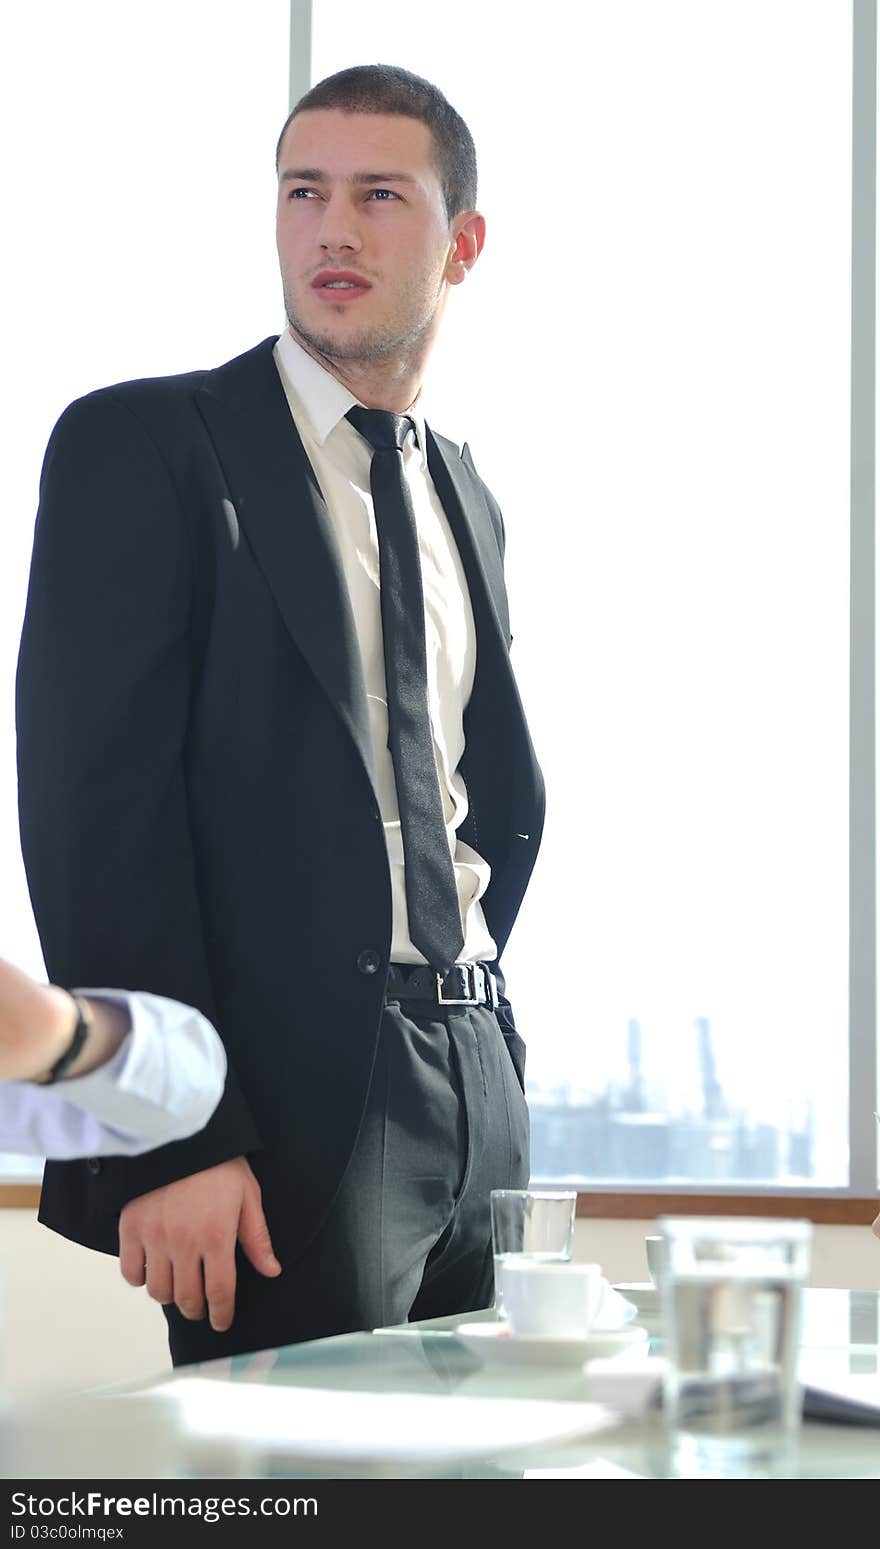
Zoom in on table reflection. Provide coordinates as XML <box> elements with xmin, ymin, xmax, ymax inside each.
<box><xmin>3</xmin><ymin>1288</ymin><xmax>878</xmax><ymax>1480</ymax></box>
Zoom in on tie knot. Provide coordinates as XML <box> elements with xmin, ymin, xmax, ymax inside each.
<box><xmin>346</xmin><ymin>405</ymin><xmax>415</xmax><ymax>454</ymax></box>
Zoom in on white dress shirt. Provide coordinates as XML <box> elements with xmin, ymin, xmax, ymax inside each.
<box><xmin>0</xmin><ymin>991</ymin><xmax>226</xmax><ymax>1158</ymax></box>
<box><xmin>273</xmin><ymin>330</ymin><xmax>497</xmax><ymax>966</ymax></box>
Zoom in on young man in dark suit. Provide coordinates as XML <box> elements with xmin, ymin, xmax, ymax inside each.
<box><xmin>16</xmin><ymin>64</ymin><xmax>545</xmax><ymax>1364</ymax></box>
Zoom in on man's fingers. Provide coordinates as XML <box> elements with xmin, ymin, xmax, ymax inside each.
<box><xmin>203</xmin><ymin>1246</ymin><xmax>238</xmax><ymax>1333</ymax></box>
<box><xmin>172</xmin><ymin>1254</ymin><xmax>207</xmax><ymax>1322</ymax></box>
<box><xmin>114</xmin><ymin>1162</ymin><xmax>273</xmax><ymax>1329</ymax></box>
<box><xmin>237</xmin><ymin>1185</ymin><xmax>282</xmax><ymax>1279</ymax></box>
<box><xmin>144</xmin><ymin>1252</ymin><xmax>174</xmax><ymax>1307</ymax></box>
<box><xmin>118</xmin><ymin>1217</ymin><xmax>146</xmax><ymax>1287</ymax></box>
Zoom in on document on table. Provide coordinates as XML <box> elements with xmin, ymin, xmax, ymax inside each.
<box><xmin>578</xmin><ymin>1353</ymin><xmax>880</xmax><ymax>1428</ymax></box>
<box><xmin>799</xmin><ymin>1366</ymin><xmax>880</xmax><ymax>1426</ymax></box>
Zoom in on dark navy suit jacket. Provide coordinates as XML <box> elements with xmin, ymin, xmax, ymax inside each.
<box><xmin>16</xmin><ymin>335</ymin><xmax>545</xmax><ymax>1279</ymax></box>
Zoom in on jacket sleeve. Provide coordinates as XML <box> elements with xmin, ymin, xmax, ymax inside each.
<box><xmin>15</xmin><ymin>390</ymin><xmax>261</xmax><ymax>1222</ymax></box>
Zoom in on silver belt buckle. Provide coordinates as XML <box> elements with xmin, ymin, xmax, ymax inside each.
<box><xmin>436</xmin><ymin>963</ymin><xmax>481</xmax><ymax>1006</ymax></box>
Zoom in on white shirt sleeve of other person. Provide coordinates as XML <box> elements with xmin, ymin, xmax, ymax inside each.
<box><xmin>0</xmin><ymin>991</ymin><xmax>227</xmax><ymax>1158</ymax></box>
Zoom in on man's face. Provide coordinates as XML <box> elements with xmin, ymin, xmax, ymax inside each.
<box><xmin>276</xmin><ymin>109</ymin><xmax>467</xmax><ymax>368</ymax></box>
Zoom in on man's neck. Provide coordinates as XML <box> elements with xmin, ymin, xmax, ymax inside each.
<box><xmin>287</xmin><ymin>326</ymin><xmax>425</xmax><ymax>413</ymax></box>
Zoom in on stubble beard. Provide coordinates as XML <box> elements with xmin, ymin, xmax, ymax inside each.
<box><xmin>281</xmin><ymin>272</ymin><xmax>444</xmax><ymax>373</ymax></box>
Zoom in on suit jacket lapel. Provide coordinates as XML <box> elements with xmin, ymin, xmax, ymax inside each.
<box><xmin>191</xmin><ymin>341</ymin><xmax>522</xmax><ymax>807</ymax></box>
<box><xmin>193</xmin><ymin>339</ymin><xmax>377</xmax><ymax>793</ymax></box>
<box><xmin>426</xmin><ymin>428</ymin><xmax>512</xmax><ymax>655</ymax></box>
<box><xmin>426</xmin><ymin>426</ymin><xmax>545</xmax><ymax>949</ymax></box>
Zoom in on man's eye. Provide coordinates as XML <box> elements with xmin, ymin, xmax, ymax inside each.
<box><xmin>368</xmin><ymin>189</ymin><xmax>398</xmax><ymax>201</ymax></box>
<box><xmin>287</xmin><ymin>187</ymin><xmax>316</xmax><ymax>200</ymax></box>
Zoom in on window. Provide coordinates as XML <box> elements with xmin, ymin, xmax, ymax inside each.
<box><xmin>3</xmin><ymin>2</ymin><xmax>873</xmax><ymax>1200</ymax></box>
<box><xmin>311</xmin><ymin>0</ymin><xmax>867</xmax><ymax>1192</ymax></box>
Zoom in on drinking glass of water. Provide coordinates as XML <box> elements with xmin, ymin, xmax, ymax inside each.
<box><xmin>658</xmin><ymin>1215</ymin><xmax>812</xmax><ymax>1477</ymax></box>
<box><xmin>489</xmin><ymin>1188</ymin><xmax>577</xmax><ymax>1316</ymax></box>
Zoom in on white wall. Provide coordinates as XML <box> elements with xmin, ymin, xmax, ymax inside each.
<box><xmin>3</xmin><ymin>1209</ymin><xmax>878</xmax><ymax>1398</ymax></box>
<box><xmin>5</xmin><ymin>1213</ymin><xmax>171</xmax><ymax>1397</ymax></box>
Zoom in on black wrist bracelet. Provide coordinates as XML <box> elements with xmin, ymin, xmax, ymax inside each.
<box><xmin>40</xmin><ymin>993</ymin><xmax>92</xmax><ymax>1085</ymax></box>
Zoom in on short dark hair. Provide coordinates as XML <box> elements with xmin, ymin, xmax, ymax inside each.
<box><xmin>275</xmin><ymin>63</ymin><xmax>477</xmax><ymax>222</ymax></box>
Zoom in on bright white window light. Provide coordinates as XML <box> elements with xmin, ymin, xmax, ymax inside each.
<box><xmin>314</xmin><ymin>0</ymin><xmax>852</xmax><ymax>1185</ymax></box>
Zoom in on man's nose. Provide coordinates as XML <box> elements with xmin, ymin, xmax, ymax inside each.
<box><xmin>317</xmin><ymin>194</ymin><xmax>361</xmax><ymax>254</ymax></box>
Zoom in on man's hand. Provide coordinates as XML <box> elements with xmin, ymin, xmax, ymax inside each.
<box><xmin>119</xmin><ymin>1157</ymin><xmax>281</xmax><ymax>1332</ymax></box>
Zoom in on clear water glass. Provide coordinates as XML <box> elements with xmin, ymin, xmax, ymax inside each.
<box><xmin>659</xmin><ymin>1216</ymin><xmax>812</xmax><ymax>1477</ymax></box>
<box><xmin>489</xmin><ymin>1189</ymin><xmax>577</xmax><ymax>1316</ymax></box>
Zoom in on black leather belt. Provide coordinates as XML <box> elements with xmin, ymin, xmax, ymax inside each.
<box><xmin>386</xmin><ymin>962</ymin><xmax>499</xmax><ymax>1009</ymax></box>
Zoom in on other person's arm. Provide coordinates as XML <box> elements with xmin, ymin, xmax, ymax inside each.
<box><xmin>0</xmin><ymin>955</ymin><xmax>227</xmax><ymax>1157</ymax></box>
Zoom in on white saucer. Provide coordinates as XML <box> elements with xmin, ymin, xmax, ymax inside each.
<box><xmin>454</xmin><ymin>1322</ymin><xmax>650</xmax><ymax>1368</ymax></box>
<box><xmin>612</xmin><ymin>1283</ymin><xmax>660</xmax><ymax>1313</ymax></box>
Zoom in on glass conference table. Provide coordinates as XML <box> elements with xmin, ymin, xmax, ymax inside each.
<box><xmin>6</xmin><ymin>1287</ymin><xmax>880</xmax><ymax>1480</ymax></box>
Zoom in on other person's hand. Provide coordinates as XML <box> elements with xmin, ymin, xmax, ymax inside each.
<box><xmin>872</xmin><ymin>1210</ymin><xmax>880</xmax><ymax>1240</ymax></box>
<box><xmin>118</xmin><ymin>1157</ymin><xmax>281</xmax><ymax>1331</ymax></box>
<box><xmin>0</xmin><ymin>957</ymin><xmax>86</xmax><ymax>1081</ymax></box>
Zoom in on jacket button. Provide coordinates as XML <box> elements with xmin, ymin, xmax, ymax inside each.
<box><xmin>86</xmin><ymin>1158</ymin><xmax>102</xmax><ymax>1175</ymax></box>
<box><xmin>356</xmin><ymin>949</ymin><xmax>381</xmax><ymax>975</ymax></box>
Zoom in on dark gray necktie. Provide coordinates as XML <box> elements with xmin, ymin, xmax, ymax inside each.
<box><xmin>346</xmin><ymin>405</ymin><xmax>465</xmax><ymax>975</ymax></box>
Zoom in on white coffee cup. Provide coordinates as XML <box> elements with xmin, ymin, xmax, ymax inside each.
<box><xmin>499</xmin><ymin>1259</ymin><xmax>604</xmax><ymax>1338</ymax></box>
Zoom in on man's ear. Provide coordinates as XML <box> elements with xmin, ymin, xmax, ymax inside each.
<box><xmin>446</xmin><ymin>212</ymin><xmax>486</xmax><ymax>286</ymax></box>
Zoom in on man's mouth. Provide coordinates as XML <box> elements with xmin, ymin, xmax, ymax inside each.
<box><xmin>311</xmin><ymin>271</ymin><xmax>372</xmax><ymax>300</ymax></box>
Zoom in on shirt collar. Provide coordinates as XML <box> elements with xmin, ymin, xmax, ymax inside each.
<box><xmin>274</xmin><ymin>328</ymin><xmax>428</xmax><ymax>463</ymax></box>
